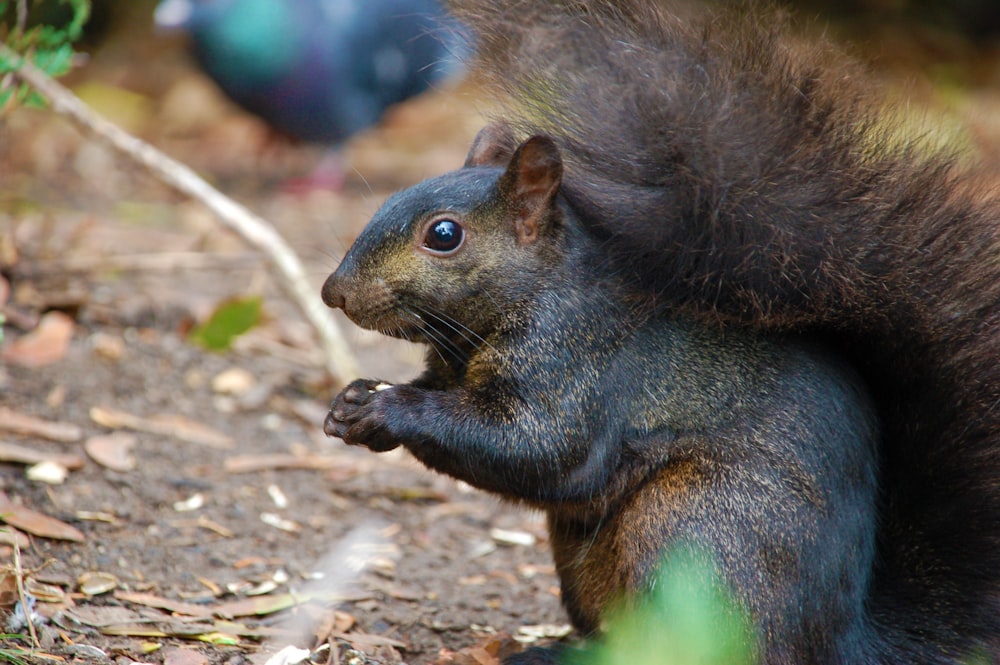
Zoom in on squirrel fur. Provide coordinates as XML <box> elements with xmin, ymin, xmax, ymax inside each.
<box><xmin>321</xmin><ymin>1</ymin><xmax>1000</xmax><ymax>663</ymax></box>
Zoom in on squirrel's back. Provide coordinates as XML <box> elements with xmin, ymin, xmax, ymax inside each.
<box><xmin>449</xmin><ymin>0</ymin><xmax>1000</xmax><ymax>659</ymax></box>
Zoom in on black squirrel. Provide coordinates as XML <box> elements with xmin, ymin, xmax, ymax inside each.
<box><xmin>321</xmin><ymin>1</ymin><xmax>1000</xmax><ymax>662</ymax></box>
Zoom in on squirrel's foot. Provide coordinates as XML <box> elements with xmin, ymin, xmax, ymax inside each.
<box><xmin>324</xmin><ymin>378</ymin><xmax>402</xmax><ymax>452</ymax></box>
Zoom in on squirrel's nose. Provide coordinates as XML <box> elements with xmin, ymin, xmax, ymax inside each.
<box><xmin>321</xmin><ymin>273</ymin><xmax>347</xmax><ymax>310</ymax></box>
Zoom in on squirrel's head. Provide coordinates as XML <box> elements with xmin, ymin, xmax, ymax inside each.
<box><xmin>322</xmin><ymin>122</ymin><xmax>566</xmax><ymax>353</ymax></box>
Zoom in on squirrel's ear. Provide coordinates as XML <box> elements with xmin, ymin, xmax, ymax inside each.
<box><xmin>464</xmin><ymin>121</ymin><xmax>518</xmax><ymax>168</ymax></box>
<box><xmin>498</xmin><ymin>135</ymin><xmax>563</xmax><ymax>245</ymax></box>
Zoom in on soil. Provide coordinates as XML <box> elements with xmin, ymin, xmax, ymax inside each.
<box><xmin>1</xmin><ymin>5</ymin><xmax>998</xmax><ymax>665</ymax></box>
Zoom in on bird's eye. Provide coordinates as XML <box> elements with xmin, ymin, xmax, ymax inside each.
<box><xmin>423</xmin><ymin>219</ymin><xmax>464</xmax><ymax>254</ymax></box>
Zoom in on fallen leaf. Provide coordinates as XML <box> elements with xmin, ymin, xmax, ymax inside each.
<box><xmin>65</xmin><ymin>644</ymin><xmax>108</xmax><ymax>660</ymax></box>
<box><xmin>96</xmin><ymin>624</ymin><xmax>169</xmax><ymax>638</ymax></box>
<box><xmin>196</xmin><ymin>632</ymin><xmax>239</xmax><ymax>646</ymax></box>
<box><xmin>0</xmin><ymin>441</ymin><xmax>85</xmax><ymax>469</ymax></box>
<box><xmin>433</xmin><ymin>633</ymin><xmax>523</xmax><ymax>665</ymax></box>
<box><xmin>312</xmin><ymin>608</ymin><xmax>356</xmax><ymax>644</ymax></box>
<box><xmin>211</xmin><ymin>590</ymin><xmax>371</xmax><ymax>619</ymax></box>
<box><xmin>90</xmin><ymin>406</ymin><xmax>234</xmax><ymax>448</ymax></box>
<box><xmin>25</xmin><ymin>578</ymin><xmax>67</xmax><ymax>604</ymax></box>
<box><xmin>330</xmin><ymin>630</ymin><xmax>407</xmax><ymax>651</ymax></box>
<box><xmin>0</xmin><ymin>407</ymin><xmax>83</xmax><ymax>442</ymax></box>
<box><xmin>78</xmin><ymin>571</ymin><xmax>119</xmax><ymax>596</ymax></box>
<box><xmin>162</xmin><ymin>646</ymin><xmax>209</xmax><ymax>665</ymax></box>
<box><xmin>0</xmin><ymin>526</ymin><xmax>30</xmax><ymax>549</ymax></box>
<box><xmin>61</xmin><ymin>604</ymin><xmax>145</xmax><ymax>628</ymax></box>
<box><xmin>1</xmin><ymin>310</ymin><xmax>75</xmax><ymax>367</ymax></box>
<box><xmin>0</xmin><ymin>491</ymin><xmax>85</xmax><ymax>542</ymax></box>
<box><xmin>0</xmin><ymin>571</ymin><xmax>18</xmax><ymax>610</ymax></box>
<box><xmin>84</xmin><ymin>432</ymin><xmax>137</xmax><ymax>471</ymax></box>
<box><xmin>115</xmin><ymin>591</ymin><xmax>214</xmax><ymax>618</ymax></box>
<box><xmin>189</xmin><ymin>296</ymin><xmax>262</xmax><ymax>351</ymax></box>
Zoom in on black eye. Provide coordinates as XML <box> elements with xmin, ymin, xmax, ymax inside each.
<box><xmin>423</xmin><ymin>219</ymin><xmax>464</xmax><ymax>253</ymax></box>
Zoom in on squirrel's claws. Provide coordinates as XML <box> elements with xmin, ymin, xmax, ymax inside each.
<box><xmin>325</xmin><ymin>378</ymin><xmax>402</xmax><ymax>452</ymax></box>
<box><xmin>322</xmin><ymin>410</ymin><xmax>346</xmax><ymax>439</ymax></box>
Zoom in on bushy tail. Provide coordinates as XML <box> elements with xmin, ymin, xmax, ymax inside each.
<box><xmin>450</xmin><ymin>0</ymin><xmax>1000</xmax><ymax>658</ymax></box>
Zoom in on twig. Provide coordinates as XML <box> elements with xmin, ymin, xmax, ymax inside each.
<box><xmin>11</xmin><ymin>538</ymin><xmax>39</xmax><ymax>648</ymax></box>
<box><xmin>15</xmin><ymin>0</ymin><xmax>28</xmax><ymax>37</ymax></box>
<box><xmin>0</xmin><ymin>43</ymin><xmax>359</xmax><ymax>383</ymax></box>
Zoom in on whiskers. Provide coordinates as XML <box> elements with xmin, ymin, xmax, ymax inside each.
<box><xmin>396</xmin><ymin>303</ymin><xmax>497</xmax><ymax>367</ymax></box>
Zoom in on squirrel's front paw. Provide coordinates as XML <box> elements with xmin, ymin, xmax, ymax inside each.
<box><xmin>324</xmin><ymin>379</ymin><xmax>401</xmax><ymax>452</ymax></box>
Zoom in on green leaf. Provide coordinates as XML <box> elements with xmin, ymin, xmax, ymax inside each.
<box><xmin>22</xmin><ymin>88</ymin><xmax>46</xmax><ymax>108</ymax></box>
<box><xmin>580</xmin><ymin>546</ymin><xmax>756</xmax><ymax>665</ymax></box>
<box><xmin>33</xmin><ymin>42</ymin><xmax>74</xmax><ymax>76</ymax></box>
<box><xmin>61</xmin><ymin>0</ymin><xmax>91</xmax><ymax>42</ymax></box>
<box><xmin>189</xmin><ymin>296</ymin><xmax>263</xmax><ymax>351</ymax></box>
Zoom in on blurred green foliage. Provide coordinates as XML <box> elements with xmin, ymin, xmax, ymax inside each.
<box><xmin>0</xmin><ymin>634</ymin><xmax>30</xmax><ymax>665</ymax></box>
<box><xmin>189</xmin><ymin>296</ymin><xmax>263</xmax><ymax>352</ymax></box>
<box><xmin>577</xmin><ymin>546</ymin><xmax>756</xmax><ymax>665</ymax></box>
<box><xmin>0</xmin><ymin>0</ymin><xmax>90</xmax><ymax>108</ymax></box>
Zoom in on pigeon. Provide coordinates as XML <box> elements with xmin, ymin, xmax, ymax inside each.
<box><xmin>155</xmin><ymin>0</ymin><xmax>470</xmax><ymax>188</ymax></box>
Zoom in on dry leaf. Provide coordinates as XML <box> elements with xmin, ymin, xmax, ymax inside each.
<box><xmin>210</xmin><ymin>590</ymin><xmax>370</xmax><ymax>619</ymax></box>
<box><xmin>0</xmin><ymin>407</ymin><xmax>83</xmax><ymax>442</ymax></box>
<box><xmin>162</xmin><ymin>646</ymin><xmax>210</xmax><ymax>665</ymax></box>
<box><xmin>114</xmin><ymin>590</ymin><xmax>214</xmax><ymax>618</ymax></box>
<box><xmin>0</xmin><ymin>571</ymin><xmax>18</xmax><ymax>611</ymax></box>
<box><xmin>78</xmin><ymin>571</ymin><xmax>119</xmax><ymax>596</ymax></box>
<box><xmin>0</xmin><ymin>441</ymin><xmax>85</xmax><ymax>469</ymax></box>
<box><xmin>62</xmin><ymin>604</ymin><xmax>147</xmax><ymax>628</ymax></box>
<box><xmin>0</xmin><ymin>491</ymin><xmax>85</xmax><ymax>542</ymax></box>
<box><xmin>329</xmin><ymin>630</ymin><xmax>408</xmax><ymax>651</ymax></box>
<box><xmin>25</xmin><ymin>578</ymin><xmax>68</xmax><ymax>604</ymax></box>
<box><xmin>0</xmin><ymin>526</ymin><xmax>30</xmax><ymax>549</ymax></box>
<box><xmin>84</xmin><ymin>432</ymin><xmax>137</xmax><ymax>471</ymax></box>
<box><xmin>90</xmin><ymin>406</ymin><xmax>234</xmax><ymax>448</ymax></box>
<box><xmin>433</xmin><ymin>633</ymin><xmax>523</xmax><ymax>665</ymax></box>
<box><xmin>1</xmin><ymin>310</ymin><xmax>75</xmax><ymax>367</ymax></box>
<box><xmin>312</xmin><ymin>608</ymin><xmax>357</xmax><ymax>644</ymax></box>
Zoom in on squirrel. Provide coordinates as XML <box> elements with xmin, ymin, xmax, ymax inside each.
<box><xmin>321</xmin><ymin>1</ymin><xmax>1000</xmax><ymax>663</ymax></box>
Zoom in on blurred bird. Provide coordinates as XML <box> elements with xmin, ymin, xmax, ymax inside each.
<box><xmin>154</xmin><ymin>0</ymin><xmax>470</xmax><ymax>189</ymax></box>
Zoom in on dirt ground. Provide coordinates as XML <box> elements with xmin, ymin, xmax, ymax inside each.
<box><xmin>1</xmin><ymin>5</ymin><xmax>999</xmax><ymax>665</ymax></box>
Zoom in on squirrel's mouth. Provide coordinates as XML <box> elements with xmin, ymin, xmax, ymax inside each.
<box><xmin>342</xmin><ymin>309</ymin><xmax>420</xmax><ymax>341</ymax></box>
<box><xmin>341</xmin><ymin>296</ymin><xmax>480</xmax><ymax>360</ymax></box>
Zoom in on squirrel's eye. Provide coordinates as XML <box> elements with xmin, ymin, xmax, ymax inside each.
<box><xmin>423</xmin><ymin>219</ymin><xmax>464</xmax><ymax>253</ymax></box>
